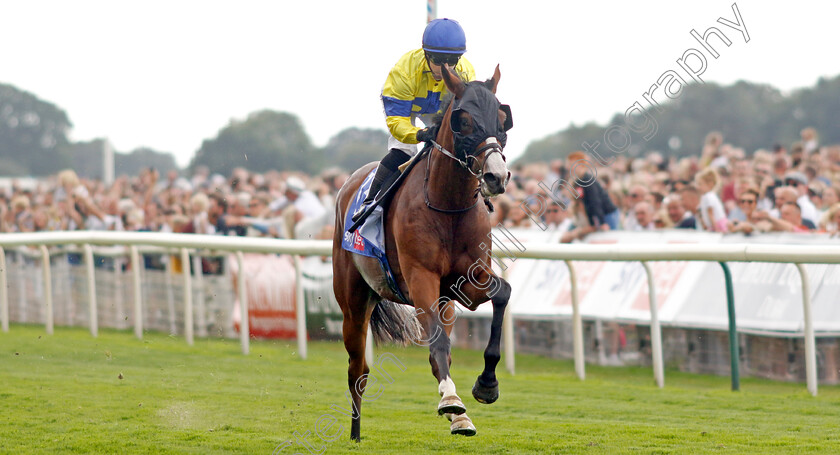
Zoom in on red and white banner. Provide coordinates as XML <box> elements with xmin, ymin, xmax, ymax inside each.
<box><xmin>230</xmin><ymin>253</ymin><xmax>298</xmax><ymax>338</ymax></box>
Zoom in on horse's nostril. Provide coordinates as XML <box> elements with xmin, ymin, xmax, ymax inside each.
<box><xmin>484</xmin><ymin>173</ymin><xmax>499</xmax><ymax>187</ymax></box>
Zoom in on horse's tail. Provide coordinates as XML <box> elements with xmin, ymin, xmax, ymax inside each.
<box><xmin>369</xmin><ymin>300</ymin><xmax>420</xmax><ymax>346</ymax></box>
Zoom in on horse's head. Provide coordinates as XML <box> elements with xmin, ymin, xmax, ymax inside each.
<box><xmin>440</xmin><ymin>64</ymin><xmax>513</xmax><ymax>197</ymax></box>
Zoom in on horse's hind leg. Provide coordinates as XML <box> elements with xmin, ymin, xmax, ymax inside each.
<box><xmin>472</xmin><ymin>277</ymin><xmax>511</xmax><ymax>405</ymax></box>
<box><xmin>341</xmin><ymin>300</ymin><xmax>374</xmax><ymax>442</ymax></box>
<box><xmin>334</xmin><ymin>251</ymin><xmax>375</xmax><ymax>442</ymax></box>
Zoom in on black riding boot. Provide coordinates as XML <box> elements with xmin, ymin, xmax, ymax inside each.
<box><xmin>352</xmin><ymin>149</ymin><xmax>409</xmax><ymax>222</ymax></box>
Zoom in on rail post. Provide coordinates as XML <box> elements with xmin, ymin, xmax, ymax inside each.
<box><xmin>501</xmin><ymin>264</ymin><xmax>515</xmax><ymax>375</ymax></box>
<box><xmin>565</xmin><ymin>260</ymin><xmax>585</xmax><ymax>381</ymax></box>
<box><xmin>640</xmin><ymin>261</ymin><xmax>664</xmax><ymax>388</ymax></box>
<box><xmin>181</xmin><ymin>248</ymin><xmax>193</xmax><ymax>346</ymax></box>
<box><xmin>795</xmin><ymin>263</ymin><xmax>817</xmax><ymax>396</ymax></box>
<box><xmin>293</xmin><ymin>255</ymin><xmax>308</xmax><ymax>360</ymax></box>
<box><xmin>40</xmin><ymin>245</ymin><xmax>53</xmax><ymax>335</ymax></box>
<box><xmin>192</xmin><ymin>253</ymin><xmax>207</xmax><ymax>337</ymax></box>
<box><xmin>0</xmin><ymin>247</ymin><xmax>7</xmax><ymax>333</ymax></box>
<box><xmin>84</xmin><ymin>244</ymin><xmax>98</xmax><ymax>337</ymax></box>
<box><xmin>236</xmin><ymin>251</ymin><xmax>250</xmax><ymax>355</ymax></box>
<box><xmin>719</xmin><ymin>262</ymin><xmax>740</xmax><ymax>391</ymax></box>
<box><xmin>130</xmin><ymin>246</ymin><xmax>143</xmax><ymax>339</ymax></box>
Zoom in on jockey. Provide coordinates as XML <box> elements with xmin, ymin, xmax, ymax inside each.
<box><xmin>352</xmin><ymin>18</ymin><xmax>476</xmax><ymax>221</ymax></box>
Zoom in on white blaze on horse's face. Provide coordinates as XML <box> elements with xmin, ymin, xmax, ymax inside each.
<box><xmin>480</xmin><ymin>137</ymin><xmax>509</xmax><ymax>197</ymax></box>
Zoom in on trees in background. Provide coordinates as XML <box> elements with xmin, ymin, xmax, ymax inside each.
<box><xmin>4</xmin><ymin>74</ymin><xmax>840</xmax><ymax>177</ymax></box>
<box><xmin>322</xmin><ymin>127</ymin><xmax>388</xmax><ymax>171</ymax></box>
<box><xmin>517</xmin><ymin>75</ymin><xmax>840</xmax><ymax>164</ymax></box>
<box><xmin>0</xmin><ymin>83</ymin><xmax>72</xmax><ymax>175</ymax></box>
<box><xmin>189</xmin><ymin>110</ymin><xmax>322</xmax><ymax>176</ymax></box>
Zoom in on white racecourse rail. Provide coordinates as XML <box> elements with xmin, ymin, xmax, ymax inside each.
<box><xmin>1</xmin><ymin>231</ymin><xmax>839</xmax><ymax>396</ymax></box>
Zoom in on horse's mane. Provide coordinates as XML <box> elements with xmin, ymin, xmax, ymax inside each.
<box><xmin>430</xmin><ymin>93</ymin><xmax>455</xmax><ymax>128</ymax></box>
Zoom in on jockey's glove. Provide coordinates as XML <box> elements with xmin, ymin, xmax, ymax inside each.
<box><xmin>415</xmin><ymin>127</ymin><xmax>436</xmax><ymax>143</ymax></box>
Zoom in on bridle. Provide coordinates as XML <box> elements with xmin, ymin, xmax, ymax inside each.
<box><xmin>428</xmin><ymin>139</ymin><xmax>504</xmax><ymax>179</ymax></box>
<box><xmin>424</xmin><ymin>138</ymin><xmax>505</xmax><ymax>214</ymax></box>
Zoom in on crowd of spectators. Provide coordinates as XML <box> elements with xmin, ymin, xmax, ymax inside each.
<box><xmin>1</xmin><ymin>127</ymin><xmax>839</xmax><ymax>242</ymax></box>
<box><xmin>500</xmin><ymin>127</ymin><xmax>840</xmax><ymax>241</ymax></box>
<box><xmin>0</xmin><ymin>166</ymin><xmax>343</xmax><ymax>242</ymax></box>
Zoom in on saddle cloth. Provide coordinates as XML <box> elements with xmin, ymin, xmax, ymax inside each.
<box><xmin>341</xmin><ymin>169</ymin><xmax>407</xmax><ymax>302</ymax></box>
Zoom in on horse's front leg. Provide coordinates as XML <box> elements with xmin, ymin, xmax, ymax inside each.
<box><xmin>406</xmin><ymin>268</ymin><xmax>476</xmax><ymax>436</ymax></box>
<box><xmin>472</xmin><ymin>277</ymin><xmax>511</xmax><ymax>405</ymax></box>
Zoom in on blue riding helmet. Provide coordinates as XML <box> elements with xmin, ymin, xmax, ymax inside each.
<box><xmin>422</xmin><ymin>18</ymin><xmax>466</xmax><ymax>54</ymax></box>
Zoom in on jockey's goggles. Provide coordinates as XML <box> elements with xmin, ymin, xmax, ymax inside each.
<box><xmin>427</xmin><ymin>53</ymin><xmax>461</xmax><ymax>67</ymax></box>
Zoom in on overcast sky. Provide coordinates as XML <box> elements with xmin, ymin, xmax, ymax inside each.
<box><xmin>3</xmin><ymin>1</ymin><xmax>838</xmax><ymax>167</ymax></box>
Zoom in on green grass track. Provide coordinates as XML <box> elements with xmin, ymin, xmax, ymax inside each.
<box><xmin>2</xmin><ymin>325</ymin><xmax>840</xmax><ymax>454</ymax></box>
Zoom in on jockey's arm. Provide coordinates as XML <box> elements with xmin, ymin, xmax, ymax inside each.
<box><xmin>382</xmin><ymin>65</ymin><xmax>422</xmax><ymax>144</ymax></box>
<box><xmin>384</xmin><ymin>115</ymin><xmax>421</xmax><ymax>144</ymax></box>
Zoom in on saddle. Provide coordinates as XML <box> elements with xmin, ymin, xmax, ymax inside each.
<box><xmin>346</xmin><ymin>145</ymin><xmax>430</xmax><ymax>233</ymax></box>
<box><xmin>341</xmin><ymin>146</ymin><xmax>430</xmax><ymax>303</ymax></box>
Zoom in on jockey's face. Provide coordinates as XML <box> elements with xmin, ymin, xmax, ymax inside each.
<box><xmin>427</xmin><ymin>61</ymin><xmax>444</xmax><ymax>81</ymax></box>
<box><xmin>426</xmin><ymin>53</ymin><xmax>460</xmax><ymax>81</ymax></box>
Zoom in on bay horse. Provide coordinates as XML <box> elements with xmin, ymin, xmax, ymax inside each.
<box><xmin>332</xmin><ymin>64</ymin><xmax>513</xmax><ymax>440</ymax></box>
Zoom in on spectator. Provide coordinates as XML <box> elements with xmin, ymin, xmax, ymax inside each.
<box><xmin>694</xmin><ymin>168</ymin><xmax>727</xmax><ymax>232</ymax></box>
<box><xmin>821</xmin><ymin>186</ymin><xmax>839</xmax><ymax>214</ymax></box>
<box><xmin>807</xmin><ymin>182</ymin><xmax>825</xmax><ymax>217</ymax></box>
<box><xmin>754</xmin><ymin>202</ymin><xmax>815</xmax><ymax>233</ymax></box>
<box><xmin>97</xmin><ymin>195</ymin><xmax>125</xmax><ymax>231</ymax></box>
<box><xmin>561</xmin><ymin>200</ymin><xmax>593</xmax><ymax>242</ymax></box>
<box><xmin>769</xmin><ymin>186</ymin><xmax>796</xmax><ymax>219</ymax></box>
<box><xmin>780</xmin><ymin>202</ymin><xmax>816</xmax><ymax>232</ymax></box>
<box><xmin>821</xmin><ymin>203</ymin><xmax>840</xmax><ymax>235</ymax></box>
<box><xmin>269</xmin><ymin>176</ymin><xmax>328</xmax><ymax>239</ymax></box>
<box><xmin>700</xmin><ymin>131</ymin><xmax>723</xmax><ymax>168</ymax></box>
<box><xmin>652</xmin><ymin>210</ymin><xmax>668</xmax><ymax>229</ymax></box>
<box><xmin>187</xmin><ymin>192</ymin><xmax>214</xmax><ymax>235</ymax></box>
<box><xmin>623</xmin><ymin>184</ymin><xmax>649</xmax><ymax>230</ymax></box>
<box><xmin>678</xmin><ymin>185</ymin><xmax>699</xmax><ymax>229</ymax></box>
<box><xmin>55</xmin><ymin>169</ymin><xmax>89</xmax><ymax>202</ymax></box>
<box><xmin>664</xmin><ymin>194</ymin><xmax>694</xmax><ymax>229</ymax></box>
<box><xmin>8</xmin><ymin>195</ymin><xmax>34</xmax><ymax>232</ymax></box>
<box><xmin>801</xmin><ymin>127</ymin><xmax>819</xmax><ymax>154</ymax></box>
<box><xmin>567</xmin><ymin>151</ymin><xmax>620</xmax><ymax>231</ymax></box>
<box><xmin>728</xmin><ymin>188</ymin><xmax>764</xmax><ymax>235</ymax></box>
<box><xmin>772</xmin><ymin>156</ymin><xmax>789</xmax><ymax>182</ymax></box>
<box><xmin>753</xmin><ymin>155</ymin><xmax>778</xmax><ymax>211</ymax></box>
<box><xmin>508</xmin><ymin>196</ymin><xmax>537</xmax><ymax>229</ymax></box>
<box><xmin>784</xmin><ymin>171</ymin><xmax>819</xmax><ymax>225</ymax></box>
<box><xmin>721</xmin><ymin>159</ymin><xmax>751</xmax><ymax>210</ymax></box>
<box><xmin>207</xmin><ymin>193</ymin><xmax>227</xmax><ymax>233</ymax></box>
<box><xmin>631</xmin><ymin>201</ymin><xmax>655</xmax><ymax>231</ymax></box>
<box><xmin>216</xmin><ymin>193</ymin><xmax>249</xmax><ymax>236</ymax></box>
<box><xmin>544</xmin><ymin>203</ymin><xmax>573</xmax><ymax>233</ymax></box>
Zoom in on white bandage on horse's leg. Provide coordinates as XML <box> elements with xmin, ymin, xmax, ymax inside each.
<box><xmin>438</xmin><ymin>376</ymin><xmax>457</xmax><ymax>398</ymax></box>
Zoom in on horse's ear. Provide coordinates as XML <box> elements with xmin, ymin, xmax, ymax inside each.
<box><xmin>488</xmin><ymin>64</ymin><xmax>501</xmax><ymax>94</ymax></box>
<box><xmin>441</xmin><ymin>64</ymin><xmax>466</xmax><ymax>99</ymax></box>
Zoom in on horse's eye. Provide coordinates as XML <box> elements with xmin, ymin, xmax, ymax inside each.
<box><xmin>459</xmin><ymin>116</ymin><xmax>473</xmax><ymax>134</ymax></box>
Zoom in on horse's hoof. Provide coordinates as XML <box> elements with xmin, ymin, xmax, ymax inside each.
<box><xmin>450</xmin><ymin>414</ymin><xmax>476</xmax><ymax>436</ymax></box>
<box><xmin>472</xmin><ymin>378</ymin><xmax>499</xmax><ymax>404</ymax></box>
<box><xmin>437</xmin><ymin>395</ymin><xmax>467</xmax><ymax>415</ymax></box>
